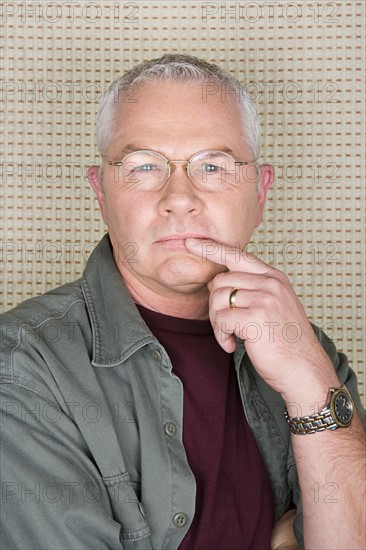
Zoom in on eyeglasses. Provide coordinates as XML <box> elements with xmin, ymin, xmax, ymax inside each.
<box><xmin>106</xmin><ymin>149</ymin><xmax>260</xmax><ymax>192</ymax></box>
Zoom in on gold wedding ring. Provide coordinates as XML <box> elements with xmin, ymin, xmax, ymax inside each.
<box><xmin>229</xmin><ymin>288</ymin><xmax>239</xmax><ymax>309</ymax></box>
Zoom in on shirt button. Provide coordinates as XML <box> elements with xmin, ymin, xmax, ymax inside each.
<box><xmin>138</xmin><ymin>502</ymin><xmax>146</xmax><ymax>518</ymax></box>
<box><xmin>151</xmin><ymin>350</ymin><xmax>161</xmax><ymax>361</ymax></box>
<box><xmin>173</xmin><ymin>512</ymin><xmax>187</xmax><ymax>528</ymax></box>
<box><xmin>164</xmin><ymin>422</ymin><xmax>176</xmax><ymax>436</ymax></box>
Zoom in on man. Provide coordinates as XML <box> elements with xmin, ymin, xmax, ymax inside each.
<box><xmin>1</xmin><ymin>53</ymin><xmax>365</xmax><ymax>550</ymax></box>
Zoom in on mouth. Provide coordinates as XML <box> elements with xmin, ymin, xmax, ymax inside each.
<box><xmin>155</xmin><ymin>234</ymin><xmax>208</xmax><ymax>250</ymax></box>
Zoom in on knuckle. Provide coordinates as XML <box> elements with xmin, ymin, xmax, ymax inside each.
<box><xmin>215</xmin><ymin>310</ymin><xmax>227</xmax><ymax>327</ymax></box>
<box><xmin>271</xmin><ymin>267</ymin><xmax>289</xmax><ymax>284</ymax></box>
<box><xmin>212</xmin><ymin>272</ymin><xmax>227</xmax><ymax>287</ymax></box>
<box><xmin>266</xmin><ymin>276</ymin><xmax>284</xmax><ymax>294</ymax></box>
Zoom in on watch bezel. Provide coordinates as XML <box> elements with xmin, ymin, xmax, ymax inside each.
<box><xmin>329</xmin><ymin>387</ymin><xmax>354</xmax><ymax>427</ymax></box>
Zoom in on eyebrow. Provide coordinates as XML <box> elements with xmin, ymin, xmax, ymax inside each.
<box><xmin>115</xmin><ymin>144</ymin><xmax>236</xmax><ymax>158</ymax></box>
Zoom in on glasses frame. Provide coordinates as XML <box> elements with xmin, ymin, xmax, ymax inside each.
<box><xmin>105</xmin><ymin>149</ymin><xmax>258</xmax><ymax>190</ymax></box>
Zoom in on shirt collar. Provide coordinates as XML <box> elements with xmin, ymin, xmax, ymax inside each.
<box><xmin>81</xmin><ymin>233</ymin><xmax>246</xmax><ymax>368</ymax></box>
<box><xmin>81</xmin><ymin>233</ymin><xmax>155</xmax><ymax>367</ymax></box>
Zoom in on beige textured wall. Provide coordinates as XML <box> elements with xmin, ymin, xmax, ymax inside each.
<box><xmin>1</xmin><ymin>1</ymin><xmax>365</xmax><ymax>404</ymax></box>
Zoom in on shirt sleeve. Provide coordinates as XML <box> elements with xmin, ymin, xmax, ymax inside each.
<box><xmin>312</xmin><ymin>324</ymin><xmax>366</xmax><ymax>425</ymax></box>
<box><xmin>0</xmin><ymin>382</ymin><xmax>123</xmax><ymax>550</ymax></box>
<box><xmin>291</xmin><ymin>325</ymin><xmax>366</xmax><ymax>549</ymax></box>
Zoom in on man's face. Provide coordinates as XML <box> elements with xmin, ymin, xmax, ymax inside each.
<box><xmin>89</xmin><ymin>80</ymin><xmax>273</xmax><ymax>298</ymax></box>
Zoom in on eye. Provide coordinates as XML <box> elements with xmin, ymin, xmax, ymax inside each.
<box><xmin>202</xmin><ymin>162</ymin><xmax>221</xmax><ymax>173</ymax></box>
<box><xmin>133</xmin><ymin>164</ymin><xmax>157</xmax><ymax>172</ymax></box>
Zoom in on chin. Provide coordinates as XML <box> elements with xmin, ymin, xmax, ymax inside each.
<box><xmin>157</xmin><ymin>256</ymin><xmax>225</xmax><ymax>288</ymax></box>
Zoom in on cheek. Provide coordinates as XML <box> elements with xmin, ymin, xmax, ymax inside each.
<box><xmin>104</xmin><ymin>189</ymin><xmax>149</xmax><ymax>227</ymax></box>
<box><xmin>103</xmin><ymin>192</ymin><xmax>162</xmax><ymax>260</ymax></box>
<box><xmin>213</xmin><ymin>191</ymin><xmax>259</xmax><ymax>238</ymax></box>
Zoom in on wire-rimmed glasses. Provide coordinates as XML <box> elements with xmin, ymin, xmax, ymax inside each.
<box><xmin>106</xmin><ymin>149</ymin><xmax>260</xmax><ymax>191</ymax></box>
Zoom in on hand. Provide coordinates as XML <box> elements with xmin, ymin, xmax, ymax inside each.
<box><xmin>271</xmin><ymin>508</ymin><xmax>300</xmax><ymax>550</ymax></box>
<box><xmin>185</xmin><ymin>238</ymin><xmax>340</xmax><ymax>406</ymax></box>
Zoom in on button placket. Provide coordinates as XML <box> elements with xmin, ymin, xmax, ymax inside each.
<box><xmin>156</xmin><ymin>346</ymin><xmax>196</xmax><ymax>545</ymax></box>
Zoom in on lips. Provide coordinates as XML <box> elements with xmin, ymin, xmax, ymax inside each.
<box><xmin>155</xmin><ymin>234</ymin><xmax>207</xmax><ymax>249</ymax></box>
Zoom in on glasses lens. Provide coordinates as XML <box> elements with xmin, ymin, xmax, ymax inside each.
<box><xmin>121</xmin><ymin>151</ymin><xmax>168</xmax><ymax>189</ymax></box>
<box><xmin>190</xmin><ymin>151</ymin><xmax>237</xmax><ymax>189</ymax></box>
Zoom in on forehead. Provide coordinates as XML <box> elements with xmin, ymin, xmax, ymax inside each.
<box><xmin>109</xmin><ymin>80</ymin><xmax>247</xmax><ymax>157</ymax></box>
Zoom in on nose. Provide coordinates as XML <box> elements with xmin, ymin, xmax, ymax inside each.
<box><xmin>157</xmin><ymin>162</ymin><xmax>203</xmax><ymax>218</ymax></box>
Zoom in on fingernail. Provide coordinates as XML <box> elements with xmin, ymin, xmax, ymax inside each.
<box><xmin>185</xmin><ymin>237</ymin><xmax>202</xmax><ymax>247</ymax></box>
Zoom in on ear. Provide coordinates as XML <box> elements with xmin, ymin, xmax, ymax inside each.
<box><xmin>255</xmin><ymin>163</ymin><xmax>274</xmax><ymax>227</ymax></box>
<box><xmin>88</xmin><ymin>165</ymin><xmax>107</xmax><ymax>219</ymax></box>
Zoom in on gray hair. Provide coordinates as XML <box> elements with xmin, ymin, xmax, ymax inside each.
<box><xmin>96</xmin><ymin>53</ymin><xmax>261</xmax><ymax>161</ymax></box>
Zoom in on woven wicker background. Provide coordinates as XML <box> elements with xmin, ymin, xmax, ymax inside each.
<box><xmin>1</xmin><ymin>1</ymin><xmax>365</xmax><ymax>404</ymax></box>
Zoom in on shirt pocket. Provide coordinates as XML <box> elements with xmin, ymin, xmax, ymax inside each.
<box><xmin>102</xmin><ymin>472</ymin><xmax>152</xmax><ymax>549</ymax></box>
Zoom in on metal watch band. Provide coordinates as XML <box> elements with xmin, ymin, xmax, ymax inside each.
<box><xmin>284</xmin><ymin>384</ymin><xmax>354</xmax><ymax>434</ymax></box>
<box><xmin>284</xmin><ymin>408</ymin><xmax>338</xmax><ymax>435</ymax></box>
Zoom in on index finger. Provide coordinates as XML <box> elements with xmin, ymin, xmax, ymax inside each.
<box><xmin>185</xmin><ymin>238</ymin><xmax>272</xmax><ymax>274</ymax></box>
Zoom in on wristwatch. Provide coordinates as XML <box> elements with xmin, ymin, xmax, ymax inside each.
<box><xmin>284</xmin><ymin>384</ymin><xmax>354</xmax><ymax>435</ymax></box>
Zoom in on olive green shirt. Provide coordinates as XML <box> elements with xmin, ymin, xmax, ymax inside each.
<box><xmin>1</xmin><ymin>234</ymin><xmax>364</xmax><ymax>550</ymax></box>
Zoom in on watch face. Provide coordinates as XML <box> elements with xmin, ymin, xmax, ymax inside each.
<box><xmin>333</xmin><ymin>391</ymin><xmax>353</xmax><ymax>426</ymax></box>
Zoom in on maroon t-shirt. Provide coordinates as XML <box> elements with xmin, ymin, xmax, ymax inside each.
<box><xmin>137</xmin><ymin>305</ymin><xmax>274</xmax><ymax>549</ymax></box>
